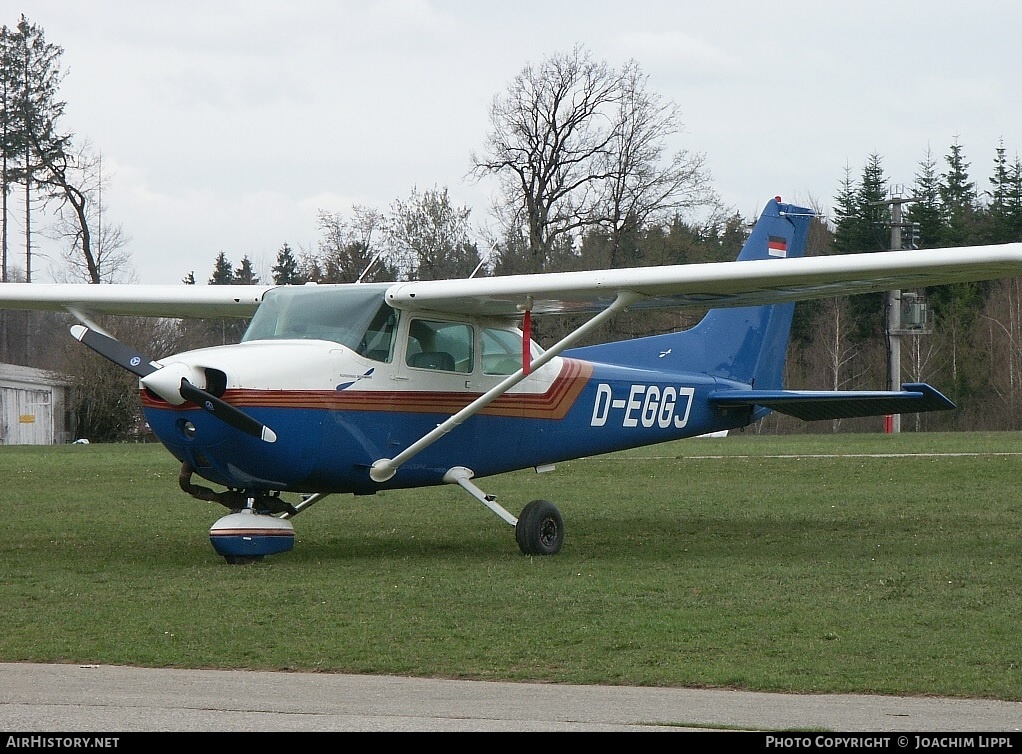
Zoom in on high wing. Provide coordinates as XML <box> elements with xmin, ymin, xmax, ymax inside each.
<box><xmin>0</xmin><ymin>283</ymin><xmax>272</xmax><ymax>318</ymax></box>
<box><xmin>1</xmin><ymin>247</ymin><xmax>1022</xmax><ymax>322</ymax></box>
<box><xmin>384</xmin><ymin>244</ymin><xmax>1022</xmax><ymax>317</ymax></box>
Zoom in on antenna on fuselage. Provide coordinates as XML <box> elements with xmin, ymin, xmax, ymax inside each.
<box><xmin>469</xmin><ymin>247</ymin><xmax>494</xmax><ymax>279</ymax></box>
<box><xmin>356</xmin><ymin>250</ymin><xmax>386</xmax><ymax>283</ymax></box>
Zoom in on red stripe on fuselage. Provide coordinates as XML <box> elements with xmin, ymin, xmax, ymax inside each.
<box><xmin>141</xmin><ymin>358</ymin><xmax>594</xmax><ymax>421</ymax></box>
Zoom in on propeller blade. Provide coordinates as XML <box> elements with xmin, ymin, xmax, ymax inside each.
<box><xmin>69</xmin><ymin>324</ymin><xmax>276</xmax><ymax>444</ymax></box>
<box><xmin>179</xmin><ymin>378</ymin><xmax>277</xmax><ymax>443</ymax></box>
<box><xmin>69</xmin><ymin>324</ymin><xmax>161</xmax><ymax>378</ymax></box>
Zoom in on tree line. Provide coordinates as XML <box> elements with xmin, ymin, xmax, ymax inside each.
<box><xmin>782</xmin><ymin>141</ymin><xmax>1022</xmax><ymax>434</ymax></box>
<box><xmin>3</xmin><ymin>19</ymin><xmax>1022</xmax><ymax>440</ymax></box>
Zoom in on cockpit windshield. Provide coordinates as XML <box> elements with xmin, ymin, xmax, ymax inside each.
<box><xmin>242</xmin><ymin>284</ymin><xmax>398</xmax><ymax>362</ymax></box>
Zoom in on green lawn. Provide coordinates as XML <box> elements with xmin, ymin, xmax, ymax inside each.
<box><xmin>1</xmin><ymin>433</ymin><xmax>1020</xmax><ymax>699</ymax></box>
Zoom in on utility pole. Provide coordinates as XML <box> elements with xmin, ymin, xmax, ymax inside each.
<box><xmin>885</xmin><ymin>192</ymin><xmax>919</xmax><ymax>433</ymax></box>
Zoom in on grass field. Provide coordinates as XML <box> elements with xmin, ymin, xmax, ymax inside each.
<box><xmin>1</xmin><ymin>432</ymin><xmax>1020</xmax><ymax>700</ymax></box>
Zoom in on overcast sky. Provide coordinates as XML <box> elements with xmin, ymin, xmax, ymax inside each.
<box><xmin>11</xmin><ymin>0</ymin><xmax>1022</xmax><ymax>284</ymax></box>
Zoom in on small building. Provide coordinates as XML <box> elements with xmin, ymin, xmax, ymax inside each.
<box><xmin>0</xmin><ymin>363</ymin><xmax>71</xmax><ymax>445</ymax></box>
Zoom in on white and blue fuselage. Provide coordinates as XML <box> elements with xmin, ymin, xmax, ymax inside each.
<box><xmin>141</xmin><ymin>317</ymin><xmax>754</xmax><ymax>495</ymax></box>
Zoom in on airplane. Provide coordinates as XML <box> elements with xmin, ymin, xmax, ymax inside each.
<box><xmin>2</xmin><ymin>197</ymin><xmax>1022</xmax><ymax>564</ymax></box>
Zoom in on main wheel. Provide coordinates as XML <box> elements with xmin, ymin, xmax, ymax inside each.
<box><xmin>515</xmin><ymin>499</ymin><xmax>564</xmax><ymax>555</ymax></box>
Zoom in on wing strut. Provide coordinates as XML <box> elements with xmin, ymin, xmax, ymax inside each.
<box><xmin>368</xmin><ymin>291</ymin><xmax>640</xmax><ymax>483</ymax></box>
<box><xmin>65</xmin><ymin>307</ymin><xmax>112</xmax><ymax>338</ymax></box>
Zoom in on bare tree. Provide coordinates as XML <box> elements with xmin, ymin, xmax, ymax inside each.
<box><xmin>63</xmin><ymin>314</ymin><xmax>181</xmax><ymax>442</ymax></box>
<box><xmin>316</xmin><ymin>206</ymin><xmax>389</xmax><ymax>282</ymax></box>
<box><xmin>979</xmin><ymin>278</ymin><xmax>1022</xmax><ymax>427</ymax></box>
<box><xmin>472</xmin><ymin>45</ymin><xmax>715</xmax><ymax>272</ymax></box>
<box><xmin>803</xmin><ymin>297</ymin><xmax>871</xmax><ymax>432</ymax></box>
<box><xmin>45</xmin><ymin>145</ymin><xmax>133</xmax><ymax>283</ymax></box>
<box><xmin>473</xmin><ymin>46</ymin><xmax>620</xmax><ymax>271</ymax></box>
<box><xmin>598</xmin><ymin>60</ymin><xmax>715</xmax><ymax>267</ymax></box>
<box><xmin>386</xmin><ymin>186</ymin><xmax>480</xmax><ymax>280</ymax></box>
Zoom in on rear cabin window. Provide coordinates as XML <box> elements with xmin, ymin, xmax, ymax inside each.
<box><xmin>481</xmin><ymin>327</ymin><xmax>524</xmax><ymax>375</ymax></box>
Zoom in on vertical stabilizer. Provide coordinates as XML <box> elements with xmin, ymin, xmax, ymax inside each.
<box><xmin>566</xmin><ymin>198</ymin><xmax>815</xmax><ymax>388</ymax></box>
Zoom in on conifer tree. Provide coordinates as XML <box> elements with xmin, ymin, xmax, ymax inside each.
<box><xmin>208</xmin><ymin>251</ymin><xmax>234</xmax><ymax>285</ymax></box>
<box><xmin>830</xmin><ymin>165</ymin><xmax>860</xmax><ymax>256</ymax></box>
<box><xmin>1006</xmin><ymin>156</ymin><xmax>1022</xmax><ymax>241</ymax></box>
<box><xmin>4</xmin><ymin>15</ymin><xmax>68</xmax><ymax>282</ymax></box>
<box><xmin>907</xmin><ymin>148</ymin><xmax>943</xmax><ymax>250</ymax></box>
<box><xmin>939</xmin><ymin>138</ymin><xmax>978</xmax><ymax>245</ymax></box>
<box><xmin>988</xmin><ymin>140</ymin><xmax>1012</xmax><ymax>242</ymax></box>
<box><xmin>930</xmin><ymin>139</ymin><xmax>987</xmax><ymax>404</ymax></box>
<box><xmin>832</xmin><ymin>154</ymin><xmax>889</xmax><ymax>340</ymax></box>
<box><xmin>271</xmin><ymin>242</ymin><xmax>303</xmax><ymax>284</ymax></box>
<box><xmin>856</xmin><ymin>153</ymin><xmax>891</xmax><ymax>252</ymax></box>
<box><xmin>233</xmin><ymin>254</ymin><xmax>259</xmax><ymax>285</ymax></box>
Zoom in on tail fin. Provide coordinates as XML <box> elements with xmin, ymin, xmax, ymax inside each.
<box><xmin>566</xmin><ymin>198</ymin><xmax>815</xmax><ymax>388</ymax></box>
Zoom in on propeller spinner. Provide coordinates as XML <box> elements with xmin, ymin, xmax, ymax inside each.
<box><xmin>69</xmin><ymin>324</ymin><xmax>277</xmax><ymax>443</ymax></box>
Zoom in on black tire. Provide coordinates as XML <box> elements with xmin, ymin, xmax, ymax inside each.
<box><xmin>515</xmin><ymin>499</ymin><xmax>564</xmax><ymax>555</ymax></box>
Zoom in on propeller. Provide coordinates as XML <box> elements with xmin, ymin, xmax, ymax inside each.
<box><xmin>69</xmin><ymin>324</ymin><xmax>277</xmax><ymax>443</ymax></box>
<box><xmin>177</xmin><ymin>378</ymin><xmax>277</xmax><ymax>443</ymax></box>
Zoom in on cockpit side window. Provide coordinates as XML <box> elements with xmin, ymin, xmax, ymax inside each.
<box><xmin>406</xmin><ymin>319</ymin><xmax>474</xmax><ymax>373</ymax></box>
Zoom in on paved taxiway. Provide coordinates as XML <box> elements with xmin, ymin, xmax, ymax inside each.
<box><xmin>1</xmin><ymin>663</ymin><xmax>1021</xmax><ymax>732</ymax></box>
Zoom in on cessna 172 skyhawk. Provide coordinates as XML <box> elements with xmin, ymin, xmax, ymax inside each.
<box><xmin>3</xmin><ymin>198</ymin><xmax>1022</xmax><ymax>563</ymax></box>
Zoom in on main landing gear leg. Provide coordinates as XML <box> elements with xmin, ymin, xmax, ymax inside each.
<box><xmin>443</xmin><ymin>467</ymin><xmax>564</xmax><ymax>556</ymax></box>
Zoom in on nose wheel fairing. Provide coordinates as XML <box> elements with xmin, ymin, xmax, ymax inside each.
<box><xmin>209</xmin><ymin>510</ymin><xmax>296</xmax><ymax>562</ymax></box>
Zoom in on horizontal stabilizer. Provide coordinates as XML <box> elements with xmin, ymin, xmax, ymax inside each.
<box><xmin>707</xmin><ymin>383</ymin><xmax>954</xmax><ymax>422</ymax></box>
